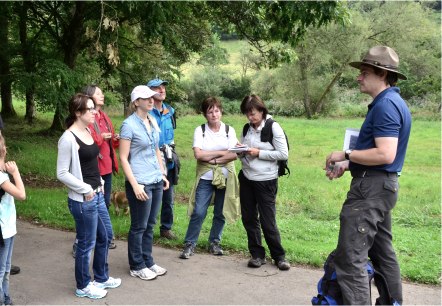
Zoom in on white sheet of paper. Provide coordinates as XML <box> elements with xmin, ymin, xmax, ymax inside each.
<box><xmin>343</xmin><ymin>128</ymin><xmax>360</xmax><ymax>150</ymax></box>
<box><xmin>228</xmin><ymin>145</ymin><xmax>249</xmax><ymax>152</ymax></box>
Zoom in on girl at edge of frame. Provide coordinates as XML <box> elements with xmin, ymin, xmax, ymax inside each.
<box><xmin>0</xmin><ymin>133</ymin><xmax>26</xmax><ymax>305</ymax></box>
<box><xmin>56</xmin><ymin>93</ymin><xmax>121</xmax><ymax>299</ymax></box>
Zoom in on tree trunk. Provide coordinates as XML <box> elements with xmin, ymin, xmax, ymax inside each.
<box><xmin>315</xmin><ymin>56</ymin><xmax>351</xmax><ymax>114</ymax></box>
<box><xmin>50</xmin><ymin>2</ymin><xmax>87</xmax><ymax>131</ymax></box>
<box><xmin>298</xmin><ymin>44</ymin><xmax>312</xmax><ymax>119</ymax></box>
<box><xmin>18</xmin><ymin>2</ymin><xmax>36</xmax><ymax>123</ymax></box>
<box><xmin>0</xmin><ymin>3</ymin><xmax>16</xmax><ymax>118</ymax></box>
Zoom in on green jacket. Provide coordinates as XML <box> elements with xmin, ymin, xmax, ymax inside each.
<box><xmin>188</xmin><ymin>161</ymin><xmax>240</xmax><ymax>223</ymax></box>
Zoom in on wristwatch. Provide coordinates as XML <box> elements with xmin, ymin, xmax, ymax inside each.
<box><xmin>345</xmin><ymin>149</ymin><xmax>353</xmax><ymax>160</ymax></box>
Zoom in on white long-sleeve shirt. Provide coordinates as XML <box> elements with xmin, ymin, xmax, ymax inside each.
<box><xmin>240</xmin><ymin>115</ymin><xmax>288</xmax><ymax>181</ymax></box>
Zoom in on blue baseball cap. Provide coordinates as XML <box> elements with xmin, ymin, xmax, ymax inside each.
<box><xmin>147</xmin><ymin>78</ymin><xmax>169</xmax><ymax>88</ymax></box>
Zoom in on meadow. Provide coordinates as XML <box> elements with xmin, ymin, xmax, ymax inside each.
<box><xmin>4</xmin><ymin>108</ymin><xmax>441</xmax><ymax>284</ymax></box>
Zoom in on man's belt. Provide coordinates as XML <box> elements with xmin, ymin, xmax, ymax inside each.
<box><xmin>350</xmin><ymin>169</ymin><xmax>398</xmax><ymax>178</ymax></box>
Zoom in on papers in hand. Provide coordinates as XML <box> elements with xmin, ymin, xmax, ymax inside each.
<box><xmin>228</xmin><ymin>145</ymin><xmax>249</xmax><ymax>153</ymax></box>
<box><xmin>343</xmin><ymin>128</ymin><xmax>360</xmax><ymax>150</ymax></box>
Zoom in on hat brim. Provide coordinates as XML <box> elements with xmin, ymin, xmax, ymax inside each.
<box><xmin>349</xmin><ymin>61</ymin><xmax>407</xmax><ymax>80</ymax></box>
<box><xmin>148</xmin><ymin>81</ymin><xmax>169</xmax><ymax>87</ymax></box>
<box><xmin>131</xmin><ymin>92</ymin><xmax>160</xmax><ymax>103</ymax></box>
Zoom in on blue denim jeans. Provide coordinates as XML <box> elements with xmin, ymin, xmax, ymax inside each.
<box><xmin>126</xmin><ymin>181</ymin><xmax>163</xmax><ymax>270</ymax></box>
<box><xmin>102</xmin><ymin>173</ymin><xmax>112</xmax><ymax>209</ymax></box>
<box><xmin>184</xmin><ymin>179</ymin><xmax>226</xmax><ymax>246</ymax></box>
<box><xmin>160</xmin><ymin>170</ymin><xmax>174</xmax><ymax>231</ymax></box>
<box><xmin>0</xmin><ymin>236</ymin><xmax>13</xmax><ymax>304</ymax></box>
<box><xmin>68</xmin><ymin>192</ymin><xmax>113</xmax><ymax>289</ymax></box>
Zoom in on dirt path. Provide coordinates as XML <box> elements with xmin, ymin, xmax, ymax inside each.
<box><xmin>10</xmin><ymin>221</ymin><xmax>441</xmax><ymax>305</ymax></box>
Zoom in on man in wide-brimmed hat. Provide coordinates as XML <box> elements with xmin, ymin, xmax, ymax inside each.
<box><xmin>324</xmin><ymin>46</ymin><xmax>411</xmax><ymax>305</ymax></box>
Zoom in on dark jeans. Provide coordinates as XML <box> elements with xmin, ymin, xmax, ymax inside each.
<box><xmin>238</xmin><ymin>171</ymin><xmax>285</xmax><ymax>262</ymax></box>
<box><xmin>335</xmin><ymin>174</ymin><xmax>402</xmax><ymax>305</ymax></box>
<box><xmin>126</xmin><ymin>181</ymin><xmax>163</xmax><ymax>270</ymax></box>
<box><xmin>160</xmin><ymin>170</ymin><xmax>174</xmax><ymax>231</ymax></box>
<box><xmin>102</xmin><ymin>173</ymin><xmax>112</xmax><ymax>209</ymax></box>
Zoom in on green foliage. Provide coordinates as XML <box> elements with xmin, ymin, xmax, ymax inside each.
<box><xmin>208</xmin><ymin>1</ymin><xmax>349</xmax><ymax>67</ymax></box>
<box><xmin>220</xmin><ymin>76</ymin><xmax>251</xmax><ymax>101</ymax></box>
<box><xmin>182</xmin><ymin>67</ymin><xmax>224</xmax><ymax>111</ymax></box>
<box><xmin>197</xmin><ymin>33</ymin><xmax>229</xmax><ymax>67</ymax></box>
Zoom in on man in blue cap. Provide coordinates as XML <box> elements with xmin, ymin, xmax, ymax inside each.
<box><xmin>147</xmin><ymin>78</ymin><xmax>178</xmax><ymax>240</ymax></box>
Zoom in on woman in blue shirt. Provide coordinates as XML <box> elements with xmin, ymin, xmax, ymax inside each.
<box><xmin>119</xmin><ymin>85</ymin><xmax>169</xmax><ymax>281</ymax></box>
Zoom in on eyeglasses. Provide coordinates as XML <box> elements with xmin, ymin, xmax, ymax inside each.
<box><xmin>84</xmin><ymin>107</ymin><xmax>96</xmax><ymax>113</ymax></box>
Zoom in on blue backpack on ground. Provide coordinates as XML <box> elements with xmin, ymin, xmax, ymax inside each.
<box><xmin>311</xmin><ymin>250</ymin><xmax>374</xmax><ymax>305</ymax></box>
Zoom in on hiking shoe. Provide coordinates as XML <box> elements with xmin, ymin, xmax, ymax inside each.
<box><xmin>276</xmin><ymin>259</ymin><xmax>291</xmax><ymax>271</ymax></box>
<box><xmin>247</xmin><ymin>257</ymin><xmax>266</xmax><ymax>268</ymax></box>
<box><xmin>209</xmin><ymin>241</ymin><xmax>224</xmax><ymax>256</ymax></box>
<box><xmin>4</xmin><ymin>295</ymin><xmax>12</xmax><ymax>305</ymax></box>
<box><xmin>93</xmin><ymin>276</ymin><xmax>122</xmax><ymax>289</ymax></box>
<box><xmin>10</xmin><ymin>265</ymin><xmax>20</xmax><ymax>275</ymax></box>
<box><xmin>149</xmin><ymin>264</ymin><xmax>167</xmax><ymax>276</ymax></box>
<box><xmin>130</xmin><ymin>267</ymin><xmax>157</xmax><ymax>280</ymax></box>
<box><xmin>75</xmin><ymin>282</ymin><xmax>107</xmax><ymax>299</ymax></box>
<box><xmin>72</xmin><ymin>242</ymin><xmax>77</xmax><ymax>258</ymax></box>
<box><xmin>160</xmin><ymin>230</ymin><xmax>177</xmax><ymax>240</ymax></box>
<box><xmin>179</xmin><ymin>242</ymin><xmax>195</xmax><ymax>259</ymax></box>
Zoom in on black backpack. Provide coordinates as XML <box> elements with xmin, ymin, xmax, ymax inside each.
<box><xmin>242</xmin><ymin>118</ymin><xmax>290</xmax><ymax>177</ymax></box>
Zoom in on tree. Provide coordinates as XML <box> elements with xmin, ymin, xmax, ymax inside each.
<box><xmin>0</xmin><ymin>3</ymin><xmax>16</xmax><ymax>118</ymax></box>
<box><xmin>262</xmin><ymin>1</ymin><xmax>440</xmax><ymax>118</ymax></box>
<box><xmin>208</xmin><ymin>1</ymin><xmax>349</xmax><ymax>67</ymax></box>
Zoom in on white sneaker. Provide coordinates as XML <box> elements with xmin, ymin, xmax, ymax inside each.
<box><xmin>149</xmin><ymin>264</ymin><xmax>167</xmax><ymax>276</ymax></box>
<box><xmin>130</xmin><ymin>267</ymin><xmax>157</xmax><ymax>280</ymax></box>
<box><xmin>93</xmin><ymin>276</ymin><xmax>122</xmax><ymax>289</ymax></box>
<box><xmin>75</xmin><ymin>282</ymin><xmax>107</xmax><ymax>299</ymax></box>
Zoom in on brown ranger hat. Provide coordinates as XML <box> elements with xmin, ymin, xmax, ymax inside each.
<box><xmin>349</xmin><ymin>46</ymin><xmax>407</xmax><ymax>80</ymax></box>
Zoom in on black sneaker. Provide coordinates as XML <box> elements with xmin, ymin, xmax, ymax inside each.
<box><xmin>209</xmin><ymin>241</ymin><xmax>223</xmax><ymax>256</ymax></box>
<box><xmin>247</xmin><ymin>257</ymin><xmax>266</xmax><ymax>268</ymax></box>
<box><xmin>10</xmin><ymin>265</ymin><xmax>20</xmax><ymax>275</ymax></box>
<box><xmin>276</xmin><ymin>259</ymin><xmax>291</xmax><ymax>271</ymax></box>
<box><xmin>179</xmin><ymin>242</ymin><xmax>195</xmax><ymax>259</ymax></box>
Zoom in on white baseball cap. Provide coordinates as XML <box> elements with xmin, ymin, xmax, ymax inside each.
<box><xmin>130</xmin><ymin>85</ymin><xmax>159</xmax><ymax>102</ymax></box>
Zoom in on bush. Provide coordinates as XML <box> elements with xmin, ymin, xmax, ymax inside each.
<box><xmin>221</xmin><ymin>99</ymin><xmax>241</xmax><ymax>115</ymax></box>
<box><xmin>182</xmin><ymin>67</ymin><xmax>224</xmax><ymax>111</ymax></box>
<box><xmin>220</xmin><ymin>77</ymin><xmax>251</xmax><ymax>101</ymax></box>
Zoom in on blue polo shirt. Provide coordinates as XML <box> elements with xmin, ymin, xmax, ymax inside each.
<box><xmin>350</xmin><ymin>87</ymin><xmax>412</xmax><ymax>173</ymax></box>
<box><xmin>120</xmin><ymin>113</ymin><xmax>163</xmax><ymax>185</ymax></box>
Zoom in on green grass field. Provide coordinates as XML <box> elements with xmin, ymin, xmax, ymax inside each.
<box><xmin>4</xmin><ymin>112</ymin><xmax>440</xmax><ymax>284</ymax></box>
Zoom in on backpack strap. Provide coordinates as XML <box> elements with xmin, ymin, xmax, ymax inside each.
<box><xmin>202</xmin><ymin>123</ymin><xmax>229</xmax><ymax>138</ymax></box>
<box><xmin>201</xmin><ymin>124</ymin><xmax>206</xmax><ymax>137</ymax></box>
<box><xmin>242</xmin><ymin>123</ymin><xmax>249</xmax><ymax>138</ymax></box>
<box><xmin>171</xmin><ymin>112</ymin><xmax>177</xmax><ymax>129</ymax></box>
<box><xmin>261</xmin><ymin>118</ymin><xmax>275</xmax><ymax>144</ymax></box>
